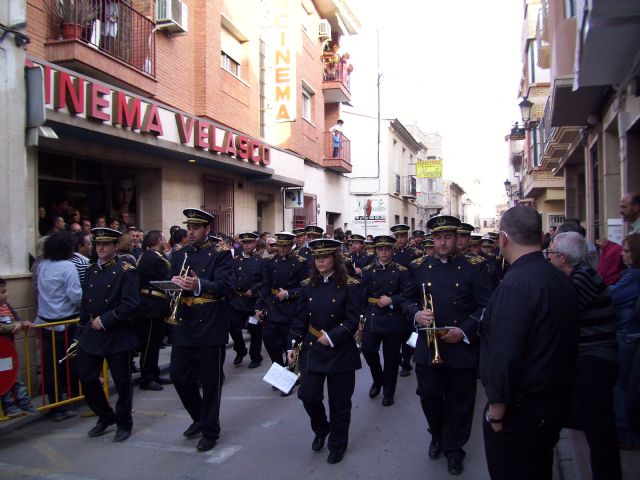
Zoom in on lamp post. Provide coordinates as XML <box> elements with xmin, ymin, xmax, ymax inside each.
<box><xmin>519</xmin><ymin>97</ymin><xmax>533</xmax><ymax>125</ymax></box>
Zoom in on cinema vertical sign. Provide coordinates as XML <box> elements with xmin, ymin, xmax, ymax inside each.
<box><xmin>273</xmin><ymin>0</ymin><xmax>296</xmax><ymax>122</ymax></box>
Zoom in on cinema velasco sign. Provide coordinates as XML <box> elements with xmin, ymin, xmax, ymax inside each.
<box><xmin>29</xmin><ymin>60</ymin><xmax>272</xmax><ymax>168</ymax></box>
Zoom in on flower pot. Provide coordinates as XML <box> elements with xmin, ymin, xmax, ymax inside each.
<box><xmin>61</xmin><ymin>23</ymin><xmax>82</xmax><ymax>39</ymax></box>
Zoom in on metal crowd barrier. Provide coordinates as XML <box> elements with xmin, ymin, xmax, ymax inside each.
<box><xmin>0</xmin><ymin>319</ymin><xmax>109</xmax><ymax>421</ymax></box>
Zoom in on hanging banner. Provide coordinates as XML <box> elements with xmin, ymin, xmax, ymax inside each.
<box><xmin>416</xmin><ymin>159</ymin><xmax>442</xmax><ymax>178</ymax></box>
<box><xmin>273</xmin><ymin>0</ymin><xmax>296</xmax><ymax>123</ymax></box>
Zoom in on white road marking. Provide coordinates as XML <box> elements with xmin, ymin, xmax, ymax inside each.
<box><xmin>224</xmin><ymin>396</ymin><xmax>274</xmax><ymax>400</ymax></box>
<box><xmin>205</xmin><ymin>445</ymin><xmax>243</xmax><ymax>464</ymax></box>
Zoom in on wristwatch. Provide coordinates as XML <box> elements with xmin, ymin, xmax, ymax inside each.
<box><xmin>485</xmin><ymin>410</ymin><xmax>504</xmax><ymax>423</ymax></box>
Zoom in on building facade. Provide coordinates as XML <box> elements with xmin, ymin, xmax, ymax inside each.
<box><xmin>2</xmin><ymin>0</ymin><xmax>360</xmax><ymax>318</ymax></box>
<box><xmin>343</xmin><ymin>110</ymin><xmax>419</xmax><ymax>237</ymax></box>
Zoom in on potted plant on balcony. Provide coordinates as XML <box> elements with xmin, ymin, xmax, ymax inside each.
<box><xmin>47</xmin><ymin>0</ymin><xmax>97</xmax><ymax>40</ymax></box>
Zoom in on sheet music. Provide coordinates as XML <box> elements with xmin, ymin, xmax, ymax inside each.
<box><xmin>149</xmin><ymin>280</ymin><xmax>181</xmax><ymax>291</ymax></box>
<box><xmin>263</xmin><ymin>363</ymin><xmax>297</xmax><ymax>393</ymax></box>
<box><xmin>248</xmin><ymin>316</ymin><xmax>259</xmax><ymax>325</ymax></box>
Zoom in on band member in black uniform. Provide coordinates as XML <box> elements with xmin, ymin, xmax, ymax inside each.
<box><xmin>287</xmin><ymin>239</ymin><xmax>362</xmax><ymax>465</ymax></box>
<box><xmin>480</xmin><ymin>236</ymin><xmax>502</xmax><ymax>289</ymax></box>
<box><xmin>292</xmin><ymin>228</ymin><xmax>306</xmax><ymax>253</ymax></box>
<box><xmin>423</xmin><ymin>235</ymin><xmax>435</xmax><ymax>257</ymax></box>
<box><xmin>364</xmin><ymin>239</ymin><xmax>375</xmax><ymax>256</ymax></box>
<box><xmin>456</xmin><ymin>223</ymin><xmax>475</xmax><ymax>256</ymax></box>
<box><xmin>297</xmin><ymin>225</ymin><xmax>324</xmax><ymax>262</ymax></box>
<box><xmin>403</xmin><ymin>215</ymin><xmax>491</xmax><ymax>475</ymax></box>
<box><xmin>360</xmin><ymin>235</ymin><xmax>413</xmax><ymax>406</ymax></box>
<box><xmin>469</xmin><ymin>234</ymin><xmax>483</xmax><ymax>255</ymax></box>
<box><xmin>228</xmin><ymin>232</ymin><xmax>264</xmax><ymax>368</ymax></box>
<box><xmin>256</xmin><ymin>232</ymin><xmax>308</xmax><ymax>395</ymax></box>
<box><xmin>412</xmin><ymin>229</ymin><xmax>426</xmax><ymax>250</ymax></box>
<box><xmin>390</xmin><ymin>224</ymin><xmax>421</xmax><ymax>377</ymax></box>
<box><xmin>344</xmin><ymin>234</ymin><xmax>373</xmax><ymax>277</ymax></box>
<box><xmin>136</xmin><ymin>230</ymin><xmax>172</xmax><ymax>391</ymax></box>
<box><xmin>76</xmin><ymin>227</ymin><xmax>140</xmax><ymax>442</ymax></box>
<box><xmin>169</xmin><ymin>208</ymin><xmax>233</xmax><ymax>452</ymax></box>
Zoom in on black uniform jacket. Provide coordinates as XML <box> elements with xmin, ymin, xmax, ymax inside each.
<box><xmin>229</xmin><ymin>252</ymin><xmax>263</xmax><ymax>314</ymax></box>
<box><xmin>289</xmin><ymin>274</ymin><xmax>363</xmax><ymax>373</ymax></box>
<box><xmin>79</xmin><ymin>257</ymin><xmax>140</xmax><ymax>356</ymax></box>
<box><xmin>360</xmin><ymin>260</ymin><xmax>413</xmax><ymax>335</ymax></box>
<box><xmin>257</xmin><ymin>251</ymin><xmax>309</xmax><ymax>325</ymax></box>
<box><xmin>393</xmin><ymin>246</ymin><xmax>422</xmax><ymax>268</ymax></box>
<box><xmin>137</xmin><ymin>249</ymin><xmax>171</xmax><ymax>319</ymax></box>
<box><xmin>171</xmin><ymin>239</ymin><xmax>233</xmax><ymax>347</ymax></box>
<box><xmin>403</xmin><ymin>253</ymin><xmax>492</xmax><ymax>369</ymax></box>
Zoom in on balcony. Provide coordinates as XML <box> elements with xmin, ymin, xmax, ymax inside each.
<box><xmin>401</xmin><ymin>176</ymin><xmax>417</xmax><ymax>199</ymax></box>
<box><xmin>322</xmin><ymin>131</ymin><xmax>352</xmax><ymax>173</ymax></box>
<box><xmin>540</xmin><ymin>98</ymin><xmax>580</xmax><ymax>170</ymax></box>
<box><xmin>322</xmin><ymin>51</ymin><xmax>352</xmax><ymax>104</ymax></box>
<box><xmin>45</xmin><ymin>0</ymin><xmax>156</xmax><ymax>94</ymax></box>
<box><xmin>536</xmin><ymin>3</ymin><xmax>550</xmax><ymax>69</ymax></box>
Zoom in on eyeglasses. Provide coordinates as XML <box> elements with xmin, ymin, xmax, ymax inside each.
<box><xmin>545</xmin><ymin>250</ymin><xmax>563</xmax><ymax>258</ymax></box>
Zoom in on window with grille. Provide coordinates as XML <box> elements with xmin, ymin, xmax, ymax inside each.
<box><xmin>202</xmin><ymin>174</ymin><xmax>234</xmax><ymax>236</ymax></box>
<box><xmin>221</xmin><ymin>23</ymin><xmax>245</xmax><ymax>79</ymax></box>
<box><xmin>548</xmin><ymin>215</ymin><xmax>565</xmax><ymax>227</ymax></box>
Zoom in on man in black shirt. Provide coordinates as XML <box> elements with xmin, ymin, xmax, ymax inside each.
<box><xmin>480</xmin><ymin>206</ymin><xmax>579</xmax><ymax>480</ymax></box>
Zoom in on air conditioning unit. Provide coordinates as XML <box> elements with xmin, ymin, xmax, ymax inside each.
<box><xmin>318</xmin><ymin>19</ymin><xmax>331</xmax><ymax>40</ymax></box>
<box><xmin>156</xmin><ymin>0</ymin><xmax>188</xmax><ymax>34</ymax></box>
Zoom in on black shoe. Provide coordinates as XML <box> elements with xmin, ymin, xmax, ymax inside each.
<box><xmin>88</xmin><ymin>419</ymin><xmax>115</xmax><ymax>437</ymax></box>
<box><xmin>233</xmin><ymin>353</ymin><xmax>245</xmax><ymax>366</ymax></box>
<box><xmin>428</xmin><ymin>439</ymin><xmax>442</xmax><ymax>459</ymax></box>
<box><xmin>155</xmin><ymin>376</ymin><xmax>172</xmax><ymax>385</ymax></box>
<box><xmin>113</xmin><ymin>428</ymin><xmax>131</xmax><ymax>442</ymax></box>
<box><xmin>399</xmin><ymin>368</ymin><xmax>411</xmax><ymax>377</ymax></box>
<box><xmin>281</xmin><ymin>385</ymin><xmax>296</xmax><ymax>397</ymax></box>
<box><xmin>382</xmin><ymin>396</ymin><xmax>394</xmax><ymax>407</ymax></box>
<box><xmin>368</xmin><ymin>384</ymin><xmax>381</xmax><ymax>398</ymax></box>
<box><xmin>312</xmin><ymin>432</ymin><xmax>329</xmax><ymax>451</ymax></box>
<box><xmin>248</xmin><ymin>360</ymin><xmax>261</xmax><ymax>369</ymax></box>
<box><xmin>183</xmin><ymin>422</ymin><xmax>201</xmax><ymax>439</ymax></box>
<box><xmin>327</xmin><ymin>451</ymin><xmax>344</xmax><ymax>464</ymax></box>
<box><xmin>447</xmin><ymin>456</ymin><xmax>463</xmax><ymax>475</ymax></box>
<box><xmin>140</xmin><ymin>381</ymin><xmax>163</xmax><ymax>391</ymax></box>
<box><xmin>196</xmin><ymin>436</ymin><xmax>217</xmax><ymax>452</ymax></box>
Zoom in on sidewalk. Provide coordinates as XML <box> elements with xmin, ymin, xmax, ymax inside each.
<box><xmin>555</xmin><ymin>428</ymin><xmax>640</xmax><ymax>479</ymax></box>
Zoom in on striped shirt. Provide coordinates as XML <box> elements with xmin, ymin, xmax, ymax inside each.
<box><xmin>570</xmin><ymin>262</ymin><xmax>618</xmax><ymax>362</ymax></box>
<box><xmin>70</xmin><ymin>252</ymin><xmax>89</xmax><ymax>288</ymax></box>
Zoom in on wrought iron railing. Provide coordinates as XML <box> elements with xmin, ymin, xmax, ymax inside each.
<box><xmin>47</xmin><ymin>0</ymin><xmax>156</xmax><ymax>76</ymax></box>
<box><xmin>324</xmin><ymin>131</ymin><xmax>351</xmax><ymax>163</ymax></box>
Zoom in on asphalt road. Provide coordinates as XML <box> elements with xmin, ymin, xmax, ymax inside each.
<box><xmin>0</xmin><ymin>352</ymin><xmax>491</xmax><ymax>480</ymax></box>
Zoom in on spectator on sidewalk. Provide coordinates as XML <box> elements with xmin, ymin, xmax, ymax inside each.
<box><xmin>548</xmin><ymin>232</ymin><xmax>622</xmax><ymax>479</ymax></box>
<box><xmin>480</xmin><ymin>206</ymin><xmax>579</xmax><ymax>480</ymax></box>
<box><xmin>71</xmin><ymin>232</ymin><xmax>91</xmax><ymax>289</ymax></box>
<box><xmin>609</xmin><ymin>231</ymin><xmax>640</xmax><ymax>449</ymax></box>
<box><xmin>117</xmin><ymin>233</ymin><xmax>138</xmax><ymax>267</ymax></box>
<box><xmin>619</xmin><ymin>192</ymin><xmax>640</xmax><ymax>233</ymax></box>
<box><xmin>596</xmin><ymin>239</ymin><xmax>625</xmax><ymax>286</ymax></box>
<box><xmin>0</xmin><ymin>278</ymin><xmax>38</xmax><ymax>417</ymax></box>
<box><xmin>36</xmin><ymin>232</ymin><xmax>83</xmax><ymax>422</ymax></box>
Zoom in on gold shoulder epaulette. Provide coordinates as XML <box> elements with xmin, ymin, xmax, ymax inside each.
<box><xmin>215</xmin><ymin>243</ymin><xmax>230</xmax><ymax>253</ymax></box>
<box><xmin>395</xmin><ymin>263</ymin><xmax>408</xmax><ymax>271</ymax></box>
<box><xmin>301</xmin><ymin>277</ymin><xmax>311</xmax><ymax>286</ymax></box>
<box><xmin>465</xmin><ymin>253</ymin><xmax>486</xmax><ymax>266</ymax></box>
<box><xmin>363</xmin><ymin>263</ymin><xmax>374</xmax><ymax>272</ymax></box>
<box><xmin>296</xmin><ymin>254</ymin><xmax>307</xmax><ymax>263</ymax></box>
<box><xmin>347</xmin><ymin>276</ymin><xmax>360</xmax><ymax>286</ymax></box>
<box><xmin>411</xmin><ymin>256</ymin><xmax>426</xmax><ymax>266</ymax></box>
<box><xmin>122</xmin><ymin>262</ymin><xmax>136</xmax><ymax>271</ymax></box>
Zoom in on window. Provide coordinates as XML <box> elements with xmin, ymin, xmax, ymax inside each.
<box><xmin>548</xmin><ymin>215</ymin><xmax>565</xmax><ymax>227</ymax></box>
<box><xmin>563</xmin><ymin>0</ymin><xmax>577</xmax><ymax>18</ymax></box>
<box><xmin>529</xmin><ymin>41</ymin><xmax>537</xmax><ymax>84</ymax></box>
<box><xmin>395</xmin><ymin>215</ymin><xmax>400</xmax><ymax>225</ymax></box>
<box><xmin>220</xmin><ymin>23</ymin><xmax>246</xmax><ymax>79</ymax></box>
<box><xmin>302</xmin><ymin>87</ymin><xmax>313</xmax><ymax>122</ymax></box>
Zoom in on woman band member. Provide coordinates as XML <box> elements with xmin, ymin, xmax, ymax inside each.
<box><xmin>287</xmin><ymin>239</ymin><xmax>362</xmax><ymax>464</ymax></box>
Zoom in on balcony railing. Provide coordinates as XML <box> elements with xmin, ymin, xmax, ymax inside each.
<box><xmin>322</xmin><ymin>53</ymin><xmax>352</xmax><ymax>90</ymax></box>
<box><xmin>324</xmin><ymin>131</ymin><xmax>351</xmax><ymax>162</ymax></box>
<box><xmin>47</xmin><ymin>0</ymin><xmax>156</xmax><ymax>76</ymax></box>
<box><xmin>401</xmin><ymin>176</ymin><xmax>417</xmax><ymax>198</ymax></box>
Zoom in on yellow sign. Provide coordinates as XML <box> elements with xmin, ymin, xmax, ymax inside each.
<box><xmin>416</xmin><ymin>160</ymin><xmax>442</xmax><ymax>178</ymax></box>
<box><xmin>273</xmin><ymin>2</ymin><xmax>296</xmax><ymax>123</ymax></box>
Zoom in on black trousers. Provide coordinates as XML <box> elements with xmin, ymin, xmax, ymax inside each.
<box><xmin>483</xmin><ymin>410</ymin><xmax>563</xmax><ymax>480</ymax></box>
<box><xmin>400</xmin><ymin>328</ymin><xmax>414</xmax><ymax>371</ymax></box>
<box><xmin>228</xmin><ymin>309</ymin><xmax>264</xmax><ymax>363</ymax></box>
<box><xmin>41</xmin><ymin>328</ymin><xmax>77</xmax><ymax>413</ymax></box>
<box><xmin>170</xmin><ymin>345</ymin><xmax>225</xmax><ymax>439</ymax></box>
<box><xmin>570</xmin><ymin>355</ymin><xmax>621</xmax><ymax>480</ymax></box>
<box><xmin>76</xmin><ymin>349</ymin><xmax>132</xmax><ymax>430</ymax></box>
<box><xmin>361</xmin><ymin>330</ymin><xmax>403</xmax><ymax>398</ymax></box>
<box><xmin>135</xmin><ymin>316</ymin><xmax>163</xmax><ymax>385</ymax></box>
<box><xmin>415</xmin><ymin>364</ymin><xmax>476</xmax><ymax>459</ymax></box>
<box><xmin>263</xmin><ymin>322</ymin><xmax>290</xmax><ymax>367</ymax></box>
<box><xmin>298</xmin><ymin>369</ymin><xmax>356</xmax><ymax>455</ymax></box>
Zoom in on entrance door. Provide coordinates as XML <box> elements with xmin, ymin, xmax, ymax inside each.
<box><xmin>203</xmin><ymin>175</ymin><xmax>234</xmax><ymax>236</ymax></box>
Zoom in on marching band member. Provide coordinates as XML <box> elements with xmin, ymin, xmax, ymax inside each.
<box><xmin>288</xmin><ymin>239</ymin><xmax>362</xmax><ymax>464</ymax></box>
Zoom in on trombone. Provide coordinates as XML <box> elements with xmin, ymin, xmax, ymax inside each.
<box><xmin>422</xmin><ymin>284</ymin><xmax>444</xmax><ymax>365</ymax></box>
<box><xmin>165</xmin><ymin>254</ymin><xmax>190</xmax><ymax>326</ymax></box>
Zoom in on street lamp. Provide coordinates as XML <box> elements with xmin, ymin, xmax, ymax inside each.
<box><xmin>519</xmin><ymin>97</ymin><xmax>533</xmax><ymax>124</ymax></box>
<box><xmin>504</xmin><ymin>179</ymin><xmax>512</xmax><ymax>192</ymax></box>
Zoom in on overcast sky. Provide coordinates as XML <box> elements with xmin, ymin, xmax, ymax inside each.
<box><xmin>343</xmin><ymin>0</ymin><xmax>524</xmax><ymax>216</ymax></box>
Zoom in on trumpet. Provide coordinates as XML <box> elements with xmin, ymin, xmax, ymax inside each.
<box><xmin>422</xmin><ymin>284</ymin><xmax>444</xmax><ymax>365</ymax></box>
<box><xmin>58</xmin><ymin>339</ymin><xmax>79</xmax><ymax>364</ymax></box>
<box><xmin>288</xmin><ymin>341</ymin><xmax>303</xmax><ymax>378</ymax></box>
<box><xmin>165</xmin><ymin>254</ymin><xmax>190</xmax><ymax>326</ymax></box>
<box><xmin>354</xmin><ymin>315</ymin><xmax>366</xmax><ymax>350</ymax></box>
